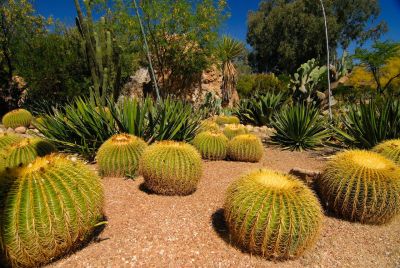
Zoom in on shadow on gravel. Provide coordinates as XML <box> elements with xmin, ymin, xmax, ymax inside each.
<box><xmin>138</xmin><ymin>182</ymin><xmax>157</xmax><ymax>195</ymax></box>
<box><xmin>211</xmin><ymin>208</ymin><xmax>230</xmax><ymax>244</ymax></box>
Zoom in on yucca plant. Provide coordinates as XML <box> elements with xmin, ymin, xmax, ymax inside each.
<box><xmin>335</xmin><ymin>99</ymin><xmax>400</xmax><ymax>149</ymax></box>
<box><xmin>234</xmin><ymin>92</ymin><xmax>285</xmax><ymax>126</ymax></box>
<box><xmin>271</xmin><ymin>104</ymin><xmax>330</xmax><ymax>151</ymax></box>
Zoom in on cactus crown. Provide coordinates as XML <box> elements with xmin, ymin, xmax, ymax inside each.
<box><xmin>373</xmin><ymin>139</ymin><xmax>400</xmax><ymax>165</ymax></box>
<box><xmin>223</xmin><ymin>124</ymin><xmax>248</xmax><ymax>139</ymax></box>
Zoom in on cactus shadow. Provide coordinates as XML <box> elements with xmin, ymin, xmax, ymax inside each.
<box><xmin>138</xmin><ymin>182</ymin><xmax>157</xmax><ymax>195</ymax></box>
<box><xmin>211</xmin><ymin>208</ymin><xmax>231</xmax><ymax>244</ymax></box>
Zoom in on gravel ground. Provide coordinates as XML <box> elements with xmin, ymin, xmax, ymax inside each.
<box><xmin>49</xmin><ymin>146</ymin><xmax>400</xmax><ymax>268</ymax></box>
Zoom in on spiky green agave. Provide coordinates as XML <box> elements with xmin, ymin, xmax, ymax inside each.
<box><xmin>140</xmin><ymin>141</ymin><xmax>202</xmax><ymax>195</ymax></box>
<box><xmin>215</xmin><ymin>115</ymin><xmax>240</xmax><ymax>126</ymax></box>
<box><xmin>2</xmin><ymin>109</ymin><xmax>33</xmax><ymax>129</ymax></box>
<box><xmin>227</xmin><ymin>134</ymin><xmax>264</xmax><ymax>162</ymax></box>
<box><xmin>373</xmin><ymin>139</ymin><xmax>400</xmax><ymax>165</ymax></box>
<box><xmin>192</xmin><ymin>131</ymin><xmax>228</xmax><ymax>160</ymax></box>
<box><xmin>223</xmin><ymin>124</ymin><xmax>248</xmax><ymax>140</ymax></box>
<box><xmin>0</xmin><ymin>154</ymin><xmax>105</xmax><ymax>267</ymax></box>
<box><xmin>319</xmin><ymin>150</ymin><xmax>400</xmax><ymax>224</ymax></box>
<box><xmin>224</xmin><ymin>169</ymin><xmax>323</xmax><ymax>259</ymax></box>
<box><xmin>96</xmin><ymin>133</ymin><xmax>148</xmax><ymax>177</ymax></box>
<box><xmin>0</xmin><ymin>133</ymin><xmax>23</xmax><ymax>151</ymax></box>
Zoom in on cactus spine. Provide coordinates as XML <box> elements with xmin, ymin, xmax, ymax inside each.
<box><xmin>224</xmin><ymin>169</ymin><xmax>323</xmax><ymax>259</ymax></box>
<box><xmin>0</xmin><ymin>133</ymin><xmax>23</xmax><ymax>151</ymax></box>
<box><xmin>0</xmin><ymin>154</ymin><xmax>104</xmax><ymax>267</ymax></box>
<box><xmin>373</xmin><ymin>139</ymin><xmax>400</xmax><ymax>165</ymax></box>
<box><xmin>192</xmin><ymin>131</ymin><xmax>228</xmax><ymax>160</ymax></box>
<box><xmin>199</xmin><ymin>120</ymin><xmax>220</xmax><ymax>133</ymax></box>
<box><xmin>96</xmin><ymin>134</ymin><xmax>147</xmax><ymax>177</ymax></box>
<box><xmin>319</xmin><ymin>150</ymin><xmax>400</xmax><ymax>224</ymax></box>
<box><xmin>228</xmin><ymin>134</ymin><xmax>264</xmax><ymax>162</ymax></box>
<box><xmin>223</xmin><ymin>124</ymin><xmax>248</xmax><ymax>140</ymax></box>
<box><xmin>2</xmin><ymin>109</ymin><xmax>33</xmax><ymax>129</ymax></box>
<box><xmin>140</xmin><ymin>141</ymin><xmax>202</xmax><ymax>195</ymax></box>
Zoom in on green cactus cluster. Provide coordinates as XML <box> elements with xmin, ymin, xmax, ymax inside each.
<box><xmin>140</xmin><ymin>141</ymin><xmax>202</xmax><ymax>195</ymax></box>
<box><xmin>0</xmin><ymin>133</ymin><xmax>23</xmax><ymax>151</ymax></box>
<box><xmin>199</xmin><ymin>120</ymin><xmax>220</xmax><ymax>133</ymax></box>
<box><xmin>215</xmin><ymin>115</ymin><xmax>240</xmax><ymax>126</ymax></box>
<box><xmin>192</xmin><ymin>131</ymin><xmax>228</xmax><ymax>160</ymax></box>
<box><xmin>224</xmin><ymin>169</ymin><xmax>323</xmax><ymax>259</ymax></box>
<box><xmin>2</xmin><ymin>109</ymin><xmax>33</xmax><ymax>129</ymax></box>
<box><xmin>0</xmin><ymin>154</ymin><xmax>105</xmax><ymax>267</ymax></box>
<box><xmin>96</xmin><ymin>133</ymin><xmax>147</xmax><ymax>177</ymax></box>
<box><xmin>223</xmin><ymin>124</ymin><xmax>248</xmax><ymax>140</ymax></box>
<box><xmin>228</xmin><ymin>134</ymin><xmax>264</xmax><ymax>162</ymax></box>
<box><xmin>319</xmin><ymin>150</ymin><xmax>400</xmax><ymax>224</ymax></box>
<box><xmin>373</xmin><ymin>139</ymin><xmax>400</xmax><ymax>165</ymax></box>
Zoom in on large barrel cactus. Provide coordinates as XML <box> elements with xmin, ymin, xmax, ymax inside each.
<box><xmin>192</xmin><ymin>131</ymin><xmax>228</xmax><ymax>160</ymax></box>
<box><xmin>227</xmin><ymin>134</ymin><xmax>264</xmax><ymax>162</ymax></box>
<box><xmin>0</xmin><ymin>154</ymin><xmax>105</xmax><ymax>267</ymax></box>
<box><xmin>96</xmin><ymin>133</ymin><xmax>148</xmax><ymax>177</ymax></box>
<box><xmin>223</xmin><ymin>124</ymin><xmax>248</xmax><ymax>140</ymax></box>
<box><xmin>319</xmin><ymin>150</ymin><xmax>400</xmax><ymax>224</ymax></box>
<box><xmin>199</xmin><ymin>120</ymin><xmax>220</xmax><ymax>133</ymax></box>
<box><xmin>0</xmin><ymin>137</ymin><xmax>56</xmax><ymax>171</ymax></box>
<box><xmin>373</xmin><ymin>139</ymin><xmax>400</xmax><ymax>165</ymax></box>
<box><xmin>215</xmin><ymin>115</ymin><xmax>240</xmax><ymax>126</ymax></box>
<box><xmin>2</xmin><ymin>109</ymin><xmax>33</xmax><ymax>129</ymax></box>
<box><xmin>140</xmin><ymin>141</ymin><xmax>202</xmax><ymax>195</ymax></box>
<box><xmin>0</xmin><ymin>133</ymin><xmax>23</xmax><ymax>151</ymax></box>
<box><xmin>224</xmin><ymin>169</ymin><xmax>323</xmax><ymax>259</ymax></box>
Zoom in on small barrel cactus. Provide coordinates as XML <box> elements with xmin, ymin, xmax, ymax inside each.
<box><xmin>319</xmin><ymin>150</ymin><xmax>400</xmax><ymax>224</ymax></box>
<box><xmin>192</xmin><ymin>131</ymin><xmax>228</xmax><ymax>160</ymax></box>
<box><xmin>215</xmin><ymin>115</ymin><xmax>240</xmax><ymax>126</ymax></box>
<box><xmin>224</xmin><ymin>169</ymin><xmax>323</xmax><ymax>259</ymax></box>
<box><xmin>223</xmin><ymin>124</ymin><xmax>248</xmax><ymax>140</ymax></box>
<box><xmin>228</xmin><ymin>134</ymin><xmax>264</xmax><ymax>162</ymax></box>
<box><xmin>199</xmin><ymin>120</ymin><xmax>220</xmax><ymax>133</ymax></box>
<box><xmin>0</xmin><ymin>154</ymin><xmax>104</xmax><ymax>267</ymax></box>
<box><xmin>2</xmin><ymin>109</ymin><xmax>33</xmax><ymax>129</ymax></box>
<box><xmin>140</xmin><ymin>141</ymin><xmax>202</xmax><ymax>195</ymax></box>
<box><xmin>373</xmin><ymin>139</ymin><xmax>400</xmax><ymax>165</ymax></box>
<box><xmin>96</xmin><ymin>133</ymin><xmax>148</xmax><ymax>177</ymax></box>
<box><xmin>0</xmin><ymin>133</ymin><xmax>23</xmax><ymax>151</ymax></box>
<box><xmin>0</xmin><ymin>137</ymin><xmax>56</xmax><ymax>171</ymax></box>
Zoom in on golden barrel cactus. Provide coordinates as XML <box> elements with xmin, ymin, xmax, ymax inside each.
<box><xmin>192</xmin><ymin>131</ymin><xmax>228</xmax><ymax>160</ymax></box>
<box><xmin>215</xmin><ymin>115</ymin><xmax>240</xmax><ymax>126</ymax></box>
<box><xmin>2</xmin><ymin>109</ymin><xmax>33</xmax><ymax>129</ymax></box>
<box><xmin>199</xmin><ymin>120</ymin><xmax>220</xmax><ymax>133</ymax></box>
<box><xmin>224</xmin><ymin>169</ymin><xmax>323</xmax><ymax>259</ymax></box>
<box><xmin>227</xmin><ymin>134</ymin><xmax>264</xmax><ymax>162</ymax></box>
<box><xmin>140</xmin><ymin>141</ymin><xmax>202</xmax><ymax>195</ymax></box>
<box><xmin>0</xmin><ymin>133</ymin><xmax>23</xmax><ymax>151</ymax></box>
<box><xmin>373</xmin><ymin>139</ymin><xmax>400</xmax><ymax>165</ymax></box>
<box><xmin>223</xmin><ymin>124</ymin><xmax>248</xmax><ymax>140</ymax></box>
<box><xmin>319</xmin><ymin>150</ymin><xmax>400</xmax><ymax>224</ymax></box>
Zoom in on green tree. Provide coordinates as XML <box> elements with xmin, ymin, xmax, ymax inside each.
<box><xmin>247</xmin><ymin>0</ymin><xmax>387</xmax><ymax>73</ymax></box>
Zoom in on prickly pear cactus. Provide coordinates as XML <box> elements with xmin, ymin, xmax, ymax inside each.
<box><xmin>140</xmin><ymin>141</ymin><xmax>202</xmax><ymax>195</ymax></box>
<box><xmin>192</xmin><ymin>131</ymin><xmax>228</xmax><ymax>160</ymax></box>
<box><xmin>0</xmin><ymin>133</ymin><xmax>23</xmax><ymax>151</ymax></box>
<box><xmin>223</xmin><ymin>124</ymin><xmax>248</xmax><ymax>140</ymax></box>
<box><xmin>2</xmin><ymin>109</ymin><xmax>33</xmax><ymax>129</ymax></box>
<box><xmin>319</xmin><ymin>150</ymin><xmax>400</xmax><ymax>224</ymax></box>
<box><xmin>0</xmin><ymin>154</ymin><xmax>105</xmax><ymax>267</ymax></box>
<box><xmin>373</xmin><ymin>139</ymin><xmax>400</xmax><ymax>165</ymax></box>
<box><xmin>96</xmin><ymin>133</ymin><xmax>147</xmax><ymax>177</ymax></box>
<box><xmin>227</xmin><ymin>134</ymin><xmax>264</xmax><ymax>162</ymax></box>
<box><xmin>215</xmin><ymin>115</ymin><xmax>240</xmax><ymax>126</ymax></box>
<box><xmin>224</xmin><ymin>169</ymin><xmax>323</xmax><ymax>259</ymax></box>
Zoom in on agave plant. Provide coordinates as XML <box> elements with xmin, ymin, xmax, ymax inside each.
<box><xmin>234</xmin><ymin>92</ymin><xmax>284</xmax><ymax>126</ymax></box>
<box><xmin>335</xmin><ymin>99</ymin><xmax>400</xmax><ymax>149</ymax></box>
<box><xmin>271</xmin><ymin>104</ymin><xmax>330</xmax><ymax>151</ymax></box>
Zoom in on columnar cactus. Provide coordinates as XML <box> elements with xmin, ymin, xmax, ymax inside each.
<box><xmin>96</xmin><ymin>133</ymin><xmax>147</xmax><ymax>177</ymax></box>
<box><xmin>228</xmin><ymin>134</ymin><xmax>264</xmax><ymax>162</ymax></box>
<box><xmin>2</xmin><ymin>109</ymin><xmax>33</xmax><ymax>129</ymax></box>
<box><xmin>0</xmin><ymin>154</ymin><xmax>105</xmax><ymax>267</ymax></box>
<box><xmin>0</xmin><ymin>137</ymin><xmax>56</xmax><ymax>171</ymax></box>
<box><xmin>223</xmin><ymin>124</ymin><xmax>248</xmax><ymax>140</ymax></box>
<box><xmin>373</xmin><ymin>139</ymin><xmax>400</xmax><ymax>165</ymax></box>
<box><xmin>199</xmin><ymin>120</ymin><xmax>220</xmax><ymax>133</ymax></box>
<box><xmin>319</xmin><ymin>150</ymin><xmax>400</xmax><ymax>224</ymax></box>
<box><xmin>0</xmin><ymin>133</ymin><xmax>23</xmax><ymax>151</ymax></box>
<box><xmin>215</xmin><ymin>115</ymin><xmax>240</xmax><ymax>126</ymax></box>
<box><xmin>224</xmin><ymin>169</ymin><xmax>323</xmax><ymax>259</ymax></box>
<box><xmin>192</xmin><ymin>131</ymin><xmax>228</xmax><ymax>160</ymax></box>
<box><xmin>140</xmin><ymin>141</ymin><xmax>202</xmax><ymax>195</ymax></box>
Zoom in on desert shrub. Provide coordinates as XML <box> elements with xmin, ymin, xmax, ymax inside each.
<box><xmin>227</xmin><ymin>134</ymin><xmax>264</xmax><ymax>162</ymax></box>
<box><xmin>0</xmin><ymin>155</ymin><xmax>104</xmax><ymax>267</ymax></box>
<box><xmin>237</xmin><ymin>73</ymin><xmax>287</xmax><ymax>98</ymax></box>
<box><xmin>334</xmin><ymin>99</ymin><xmax>400</xmax><ymax>149</ymax></box>
<box><xmin>224</xmin><ymin>169</ymin><xmax>323</xmax><ymax>259</ymax></box>
<box><xmin>373</xmin><ymin>139</ymin><xmax>400</xmax><ymax>165</ymax></box>
<box><xmin>140</xmin><ymin>141</ymin><xmax>202</xmax><ymax>195</ymax></box>
<box><xmin>223</xmin><ymin>124</ymin><xmax>248</xmax><ymax>140</ymax></box>
<box><xmin>192</xmin><ymin>131</ymin><xmax>228</xmax><ymax>160</ymax></box>
<box><xmin>271</xmin><ymin>104</ymin><xmax>330</xmax><ymax>151</ymax></box>
<box><xmin>319</xmin><ymin>150</ymin><xmax>400</xmax><ymax>224</ymax></box>
<box><xmin>96</xmin><ymin>134</ymin><xmax>148</xmax><ymax>177</ymax></box>
<box><xmin>2</xmin><ymin>108</ymin><xmax>32</xmax><ymax>128</ymax></box>
<box><xmin>234</xmin><ymin>92</ymin><xmax>284</xmax><ymax>126</ymax></box>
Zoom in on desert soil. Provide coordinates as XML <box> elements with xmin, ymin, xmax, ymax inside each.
<box><xmin>49</xmin><ymin>146</ymin><xmax>400</xmax><ymax>268</ymax></box>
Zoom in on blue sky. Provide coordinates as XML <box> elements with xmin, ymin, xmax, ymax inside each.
<box><xmin>35</xmin><ymin>0</ymin><xmax>400</xmax><ymax>49</ymax></box>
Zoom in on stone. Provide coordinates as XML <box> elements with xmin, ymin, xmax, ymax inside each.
<box><xmin>15</xmin><ymin>126</ymin><xmax>27</xmax><ymax>134</ymax></box>
<box><xmin>7</xmin><ymin>128</ymin><xmax>15</xmax><ymax>134</ymax></box>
